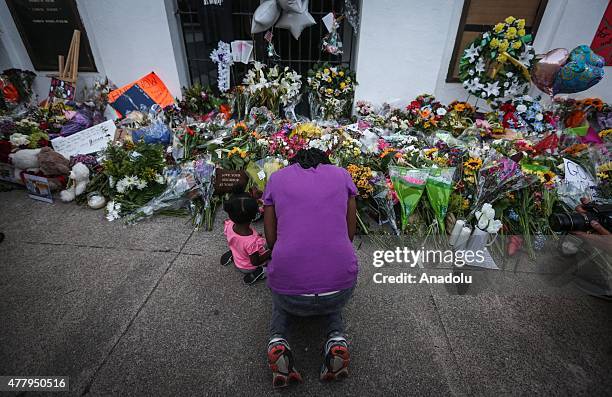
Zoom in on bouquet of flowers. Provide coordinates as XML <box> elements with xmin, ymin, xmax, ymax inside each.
<box><xmin>459</xmin><ymin>16</ymin><xmax>535</xmax><ymax>101</ymax></box>
<box><xmin>442</xmin><ymin>101</ymin><xmax>475</xmax><ymax>136</ymax></box>
<box><xmin>469</xmin><ymin>153</ymin><xmax>536</xmax><ymax>218</ymax></box>
<box><xmin>243</xmin><ymin>62</ymin><xmax>301</xmax><ymax>116</ymax></box>
<box><xmin>124</xmin><ymin>160</ymin><xmax>216</xmax><ymax>230</ymax></box>
<box><xmin>495</xmin><ymin>95</ymin><xmax>556</xmax><ymax>133</ymax></box>
<box><xmin>405</xmin><ymin>94</ymin><xmax>447</xmax><ymax>133</ymax></box>
<box><xmin>177</xmin><ymin>83</ymin><xmax>225</xmax><ymax>120</ymax></box>
<box><xmin>102</xmin><ymin>141</ymin><xmax>167</xmax><ymax>219</ymax></box>
<box><xmin>307</xmin><ymin>63</ymin><xmax>356</xmax><ymax>120</ymax></box>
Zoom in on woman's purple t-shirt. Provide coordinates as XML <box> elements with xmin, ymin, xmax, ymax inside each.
<box><xmin>263</xmin><ymin>163</ymin><xmax>359</xmax><ymax>295</ymax></box>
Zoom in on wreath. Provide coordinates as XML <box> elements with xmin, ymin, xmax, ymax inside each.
<box><xmin>459</xmin><ymin>16</ymin><xmax>536</xmax><ymax>102</ymax></box>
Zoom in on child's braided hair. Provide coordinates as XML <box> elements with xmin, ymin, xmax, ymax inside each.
<box><xmin>223</xmin><ymin>184</ymin><xmax>259</xmax><ymax>224</ymax></box>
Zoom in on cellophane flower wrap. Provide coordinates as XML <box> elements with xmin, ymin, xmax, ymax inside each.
<box><xmin>371</xmin><ymin>172</ymin><xmax>400</xmax><ymax>235</ymax></box>
<box><xmin>389</xmin><ymin>166</ymin><xmax>429</xmax><ymax>230</ymax></box>
<box><xmin>245</xmin><ymin>156</ymin><xmax>285</xmax><ymax>192</ymax></box>
<box><xmin>124</xmin><ymin>160</ymin><xmax>216</xmax><ymax>225</ymax></box>
<box><xmin>425</xmin><ymin>167</ymin><xmax>456</xmax><ymax>233</ymax></box>
<box><xmin>470</xmin><ymin>153</ymin><xmax>536</xmax><ymax>218</ymax></box>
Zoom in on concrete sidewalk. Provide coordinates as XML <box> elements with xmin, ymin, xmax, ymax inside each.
<box><xmin>1</xmin><ymin>189</ymin><xmax>611</xmax><ymax>396</ymax></box>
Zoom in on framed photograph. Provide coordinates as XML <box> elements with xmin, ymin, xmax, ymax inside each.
<box><xmin>23</xmin><ymin>173</ymin><xmax>53</xmax><ymax>203</ymax></box>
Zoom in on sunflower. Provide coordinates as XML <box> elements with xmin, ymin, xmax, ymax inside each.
<box><xmin>538</xmin><ymin>170</ymin><xmax>557</xmax><ymax>186</ymax></box>
<box><xmin>463</xmin><ymin>157</ymin><xmax>483</xmax><ymax>173</ymax></box>
<box><xmin>232</xmin><ymin>121</ymin><xmax>248</xmax><ymax>136</ymax></box>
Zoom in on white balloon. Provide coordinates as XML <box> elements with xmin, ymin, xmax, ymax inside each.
<box><xmin>277</xmin><ymin>0</ymin><xmax>305</xmax><ymax>13</ymax></box>
<box><xmin>275</xmin><ymin>0</ymin><xmax>315</xmax><ymax>39</ymax></box>
<box><xmin>251</xmin><ymin>0</ymin><xmax>281</xmax><ymax>34</ymax></box>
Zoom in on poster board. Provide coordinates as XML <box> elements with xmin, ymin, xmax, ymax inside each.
<box><xmin>51</xmin><ymin>120</ymin><xmax>115</xmax><ymax>158</ymax></box>
<box><xmin>6</xmin><ymin>0</ymin><xmax>96</xmax><ymax>72</ymax></box>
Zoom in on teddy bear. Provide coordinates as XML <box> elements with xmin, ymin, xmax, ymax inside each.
<box><xmin>60</xmin><ymin>162</ymin><xmax>90</xmax><ymax>202</ymax></box>
<box><xmin>38</xmin><ymin>147</ymin><xmax>70</xmax><ymax>176</ymax></box>
<box><xmin>9</xmin><ymin>148</ymin><xmax>41</xmax><ymax>179</ymax></box>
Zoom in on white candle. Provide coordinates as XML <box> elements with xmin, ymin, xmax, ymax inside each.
<box><xmin>454</xmin><ymin>227</ymin><xmax>472</xmax><ymax>250</ymax></box>
<box><xmin>449</xmin><ymin>219</ymin><xmax>465</xmax><ymax>246</ymax></box>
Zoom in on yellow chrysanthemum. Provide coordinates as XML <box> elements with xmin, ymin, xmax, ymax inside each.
<box><xmin>498</xmin><ymin>39</ymin><xmax>510</xmax><ymax>52</ymax></box>
<box><xmin>505</xmin><ymin>27</ymin><xmax>517</xmax><ymax>39</ymax></box>
<box><xmin>490</xmin><ymin>38</ymin><xmax>500</xmax><ymax>48</ymax></box>
<box><xmin>497</xmin><ymin>53</ymin><xmax>508</xmax><ymax>63</ymax></box>
<box><xmin>339</xmin><ymin>71</ymin><xmax>345</xmax><ymax>77</ymax></box>
<box><xmin>493</xmin><ymin>23</ymin><xmax>505</xmax><ymax>33</ymax></box>
<box><xmin>505</xmin><ymin>16</ymin><xmax>516</xmax><ymax>24</ymax></box>
<box><xmin>512</xmin><ymin>40</ymin><xmax>522</xmax><ymax>50</ymax></box>
<box><xmin>291</xmin><ymin>122</ymin><xmax>322</xmax><ymax>138</ymax></box>
<box><xmin>323</xmin><ymin>68</ymin><xmax>330</xmax><ymax>74</ymax></box>
<box><xmin>340</xmin><ymin>82</ymin><xmax>346</xmax><ymax>89</ymax></box>
<box><xmin>518</xmin><ymin>28</ymin><xmax>526</xmax><ymax>37</ymax></box>
<box><xmin>517</xmin><ymin>19</ymin><xmax>526</xmax><ymax>29</ymax></box>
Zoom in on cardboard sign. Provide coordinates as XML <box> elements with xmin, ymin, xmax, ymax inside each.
<box><xmin>108</xmin><ymin>72</ymin><xmax>174</xmax><ymax>117</ymax></box>
<box><xmin>564</xmin><ymin>158</ymin><xmax>596</xmax><ymax>191</ymax></box>
<box><xmin>23</xmin><ymin>173</ymin><xmax>53</xmax><ymax>203</ymax></box>
<box><xmin>51</xmin><ymin>120</ymin><xmax>115</xmax><ymax>158</ymax></box>
<box><xmin>214</xmin><ymin>169</ymin><xmax>248</xmax><ymax>194</ymax></box>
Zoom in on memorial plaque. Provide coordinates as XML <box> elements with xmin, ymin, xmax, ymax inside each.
<box><xmin>214</xmin><ymin>169</ymin><xmax>248</xmax><ymax>194</ymax></box>
<box><xmin>6</xmin><ymin>0</ymin><xmax>97</xmax><ymax>71</ymax></box>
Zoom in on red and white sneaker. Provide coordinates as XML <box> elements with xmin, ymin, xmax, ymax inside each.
<box><xmin>267</xmin><ymin>338</ymin><xmax>303</xmax><ymax>388</ymax></box>
<box><xmin>320</xmin><ymin>334</ymin><xmax>350</xmax><ymax>381</ymax></box>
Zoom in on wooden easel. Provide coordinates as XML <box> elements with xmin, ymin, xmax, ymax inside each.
<box><xmin>57</xmin><ymin>30</ymin><xmax>81</xmax><ymax>83</ymax></box>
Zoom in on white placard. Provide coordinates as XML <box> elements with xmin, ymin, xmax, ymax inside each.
<box><xmin>563</xmin><ymin>158</ymin><xmax>596</xmax><ymax>191</ymax></box>
<box><xmin>231</xmin><ymin>40</ymin><xmax>254</xmax><ymax>64</ymax></box>
<box><xmin>322</xmin><ymin>12</ymin><xmax>335</xmax><ymax>32</ymax></box>
<box><xmin>51</xmin><ymin>120</ymin><xmax>116</xmax><ymax>158</ymax></box>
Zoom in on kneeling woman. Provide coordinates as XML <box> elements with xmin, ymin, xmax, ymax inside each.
<box><xmin>262</xmin><ymin>148</ymin><xmax>358</xmax><ymax>387</ymax></box>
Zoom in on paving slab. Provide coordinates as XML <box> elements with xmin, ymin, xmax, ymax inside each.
<box><xmin>0</xmin><ymin>190</ymin><xmax>194</xmax><ymax>252</ymax></box>
<box><xmin>0</xmin><ymin>242</ymin><xmax>176</xmax><ymax>395</ymax></box>
<box><xmin>86</xmin><ymin>248</ymin><xmax>460</xmax><ymax>396</ymax></box>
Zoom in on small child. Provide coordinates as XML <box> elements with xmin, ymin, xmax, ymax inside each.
<box><xmin>223</xmin><ymin>189</ymin><xmax>270</xmax><ymax>285</ymax></box>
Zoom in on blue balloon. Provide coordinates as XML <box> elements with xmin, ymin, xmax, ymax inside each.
<box><xmin>552</xmin><ymin>45</ymin><xmax>604</xmax><ymax>95</ymax></box>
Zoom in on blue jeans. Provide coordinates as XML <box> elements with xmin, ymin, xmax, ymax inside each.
<box><xmin>269</xmin><ymin>287</ymin><xmax>354</xmax><ymax>339</ymax></box>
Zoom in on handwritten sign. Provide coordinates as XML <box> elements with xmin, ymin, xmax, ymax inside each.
<box><xmin>214</xmin><ymin>169</ymin><xmax>247</xmax><ymax>194</ymax></box>
<box><xmin>591</xmin><ymin>1</ymin><xmax>612</xmax><ymax>66</ymax></box>
<box><xmin>564</xmin><ymin>158</ymin><xmax>596</xmax><ymax>191</ymax></box>
<box><xmin>51</xmin><ymin>120</ymin><xmax>115</xmax><ymax>158</ymax></box>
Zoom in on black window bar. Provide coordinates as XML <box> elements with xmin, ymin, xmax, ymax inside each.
<box><xmin>176</xmin><ymin>0</ymin><xmax>356</xmax><ymax>89</ymax></box>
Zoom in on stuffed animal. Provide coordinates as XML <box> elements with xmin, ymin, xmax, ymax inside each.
<box><xmin>60</xmin><ymin>162</ymin><xmax>90</xmax><ymax>202</ymax></box>
<box><xmin>38</xmin><ymin>147</ymin><xmax>70</xmax><ymax>176</ymax></box>
<box><xmin>9</xmin><ymin>148</ymin><xmax>40</xmax><ymax>179</ymax></box>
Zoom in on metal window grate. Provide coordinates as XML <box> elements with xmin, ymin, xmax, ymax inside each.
<box><xmin>176</xmin><ymin>0</ymin><xmax>356</xmax><ymax>88</ymax></box>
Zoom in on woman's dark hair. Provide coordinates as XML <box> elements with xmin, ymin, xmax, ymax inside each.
<box><xmin>223</xmin><ymin>184</ymin><xmax>259</xmax><ymax>225</ymax></box>
<box><xmin>290</xmin><ymin>148</ymin><xmax>331</xmax><ymax>169</ymax></box>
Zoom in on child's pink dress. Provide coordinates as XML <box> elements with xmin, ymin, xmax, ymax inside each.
<box><xmin>223</xmin><ymin>219</ymin><xmax>267</xmax><ymax>271</ymax></box>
